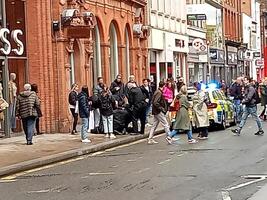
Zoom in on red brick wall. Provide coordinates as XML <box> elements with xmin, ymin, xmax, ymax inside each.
<box><xmin>25</xmin><ymin>0</ymin><xmax>149</xmax><ymax>133</ymax></box>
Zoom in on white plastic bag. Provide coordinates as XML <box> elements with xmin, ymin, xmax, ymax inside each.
<box><xmin>88</xmin><ymin>110</ymin><xmax>95</xmax><ymax>131</ymax></box>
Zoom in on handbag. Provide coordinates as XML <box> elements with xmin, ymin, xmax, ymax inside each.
<box><xmin>169</xmin><ymin>98</ymin><xmax>180</xmax><ymax>112</ymax></box>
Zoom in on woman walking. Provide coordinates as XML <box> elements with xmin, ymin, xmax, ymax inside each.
<box><xmin>166</xmin><ymin>85</ymin><xmax>197</xmax><ymax>144</ymax></box>
<box><xmin>78</xmin><ymin>86</ymin><xmax>91</xmax><ymax>143</ymax></box>
<box><xmin>192</xmin><ymin>82</ymin><xmax>209</xmax><ymax>139</ymax></box>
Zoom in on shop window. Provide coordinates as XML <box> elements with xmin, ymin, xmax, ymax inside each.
<box><xmin>93</xmin><ymin>24</ymin><xmax>102</xmax><ymax>85</ymax></box>
<box><xmin>109</xmin><ymin>22</ymin><xmax>119</xmax><ymax>81</ymax></box>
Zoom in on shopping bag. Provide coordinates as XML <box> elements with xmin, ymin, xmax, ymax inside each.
<box><xmin>88</xmin><ymin>110</ymin><xmax>95</xmax><ymax>131</ymax></box>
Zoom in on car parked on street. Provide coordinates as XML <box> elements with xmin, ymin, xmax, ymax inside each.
<box><xmin>187</xmin><ymin>85</ymin><xmax>236</xmax><ymax>129</ymax></box>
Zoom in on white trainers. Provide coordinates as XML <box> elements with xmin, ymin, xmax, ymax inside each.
<box><xmin>188</xmin><ymin>139</ymin><xmax>197</xmax><ymax>144</ymax></box>
<box><xmin>110</xmin><ymin>133</ymin><xmax>116</xmax><ymax>139</ymax></box>
<box><xmin>105</xmin><ymin>134</ymin><xmax>110</xmax><ymax>138</ymax></box>
<box><xmin>81</xmin><ymin>138</ymin><xmax>91</xmax><ymax>143</ymax></box>
<box><xmin>148</xmin><ymin>139</ymin><xmax>159</xmax><ymax>144</ymax></box>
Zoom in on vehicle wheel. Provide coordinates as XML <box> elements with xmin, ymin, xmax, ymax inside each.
<box><xmin>219</xmin><ymin>113</ymin><xmax>227</xmax><ymax>130</ymax></box>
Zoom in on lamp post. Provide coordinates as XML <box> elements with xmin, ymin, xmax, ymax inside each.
<box><xmin>1</xmin><ymin>0</ymin><xmax>11</xmax><ymax>137</ymax></box>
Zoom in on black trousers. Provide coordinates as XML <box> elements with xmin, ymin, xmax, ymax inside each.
<box><xmin>132</xmin><ymin>107</ymin><xmax>147</xmax><ymax>134</ymax></box>
<box><xmin>198</xmin><ymin>127</ymin><xmax>208</xmax><ymax>137</ymax></box>
<box><xmin>70</xmin><ymin>108</ymin><xmax>78</xmax><ymax>132</ymax></box>
<box><xmin>36</xmin><ymin>117</ymin><xmax>40</xmax><ymax>134</ymax></box>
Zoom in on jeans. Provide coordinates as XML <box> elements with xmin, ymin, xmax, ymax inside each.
<box><xmin>102</xmin><ymin>115</ymin><xmax>113</xmax><ymax>134</ymax></box>
<box><xmin>234</xmin><ymin>100</ymin><xmax>243</xmax><ymax>123</ymax></box>
<box><xmin>81</xmin><ymin>118</ymin><xmax>89</xmax><ymax>140</ymax></box>
<box><xmin>149</xmin><ymin>112</ymin><xmax>170</xmax><ymax>139</ymax></box>
<box><xmin>22</xmin><ymin>116</ymin><xmax>36</xmax><ymax>143</ymax></box>
<box><xmin>169</xmin><ymin>129</ymin><xmax>193</xmax><ymax>140</ymax></box>
<box><xmin>238</xmin><ymin>105</ymin><xmax>263</xmax><ymax>131</ymax></box>
<box><xmin>70</xmin><ymin>108</ymin><xmax>78</xmax><ymax>131</ymax></box>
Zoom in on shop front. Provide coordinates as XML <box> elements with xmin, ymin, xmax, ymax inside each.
<box><xmin>226</xmin><ymin>46</ymin><xmax>238</xmax><ymax>84</ymax></box>
<box><xmin>0</xmin><ymin>0</ymin><xmax>27</xmax><ymax>137</ymax></box>
<box><xmin>209</xmin><ymin>48</ymin><xmax>225</xmax><ymax>82</ymax></box>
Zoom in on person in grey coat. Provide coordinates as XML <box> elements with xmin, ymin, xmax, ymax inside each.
<box><xmin>166</xmin><ymin>85</ymin><xmax>197</xmax><ymax>144</ymax></box>
<box><xmin>16</xmin><ymin>84</ymin><xmax>40</xmax><ymax>145</ymax></box>
<box><xmin>232</xmin><ymin>77</ymin><xmax>264</xmax><ymax>136</ymax></box>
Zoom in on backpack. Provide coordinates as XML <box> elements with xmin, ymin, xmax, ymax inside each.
<box><xmin>100</xmin><ymin>95</ymin><xmax>112</xmax><ymax>110</ymax></box>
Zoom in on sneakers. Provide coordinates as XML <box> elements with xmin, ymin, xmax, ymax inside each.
<box><xmin>148</xmin><ymin>139</ymin><xmax>159</xmax><ymax>144</ymax></box>
<box><xmin>165</xmin><ymin>136</ymin><xmax>172</xmax><ymax>144</ymax></box>
<box><xmin>255</xmin><ymin>130</ymin><xmax>264</xmax><ymax>136</ymax></box>
<box><xmin>81</xmin><ymin>138</ymin><xmax>91</xmax><ymax>143</ymax></box>
<box><xmin>105</xmin><ymin>134</ymin><xmax>110</xmax><ymax>138</ymax></box>
<box><xmin>110</xmin><ymin>133</ymin><xmax>117</xmax><ymax>139</ymax></box>
<box><xmin>231</xmin><ymin>129</ymin><xmax>241</xmax><ymax>136</ymax></box>
<box><xmin>188</xmin><ymin>139</ymin><xmax>198</xmax><ymax>144</ymax></box>
<box><xmin>198</xmin><ymin>136</ymin><xmax>208</xmax><ymax>140</ymax></box>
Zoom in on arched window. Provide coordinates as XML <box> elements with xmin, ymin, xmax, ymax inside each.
<box><xmin>93</xmin><ymin>24</ymin><xmax>102</xmax><ymax>84</ymax></box>
<box><xmin>125</xmin><ymin>28</ymin><xmax>130</xmax><ymax>78</ymax></box>
<box><xmin>109</xmin><ymin>22</ymin><xmax>119</xmax><ymax>81</ymax></box>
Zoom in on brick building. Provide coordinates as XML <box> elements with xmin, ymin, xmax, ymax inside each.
<box><xmin>3</xmin><ymin>0</ymin><xmax>149</xmax><ymax>134</ymax></box>
<box><xmin>223</xmin><ymin>0</ymin><xmax>242</xmax><ymax>83</ymax></box>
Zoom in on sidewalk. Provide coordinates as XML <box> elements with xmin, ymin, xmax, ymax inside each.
<box><xmin>0</xmin><ymin>126</ymin><xmax>164</xmax><ymax>177</ymax></box>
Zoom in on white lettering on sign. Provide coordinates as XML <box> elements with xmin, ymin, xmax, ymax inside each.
<box><xmin>0</xmin><ymin>28</ymin><xmax>11</xmax><ymax>55</ymax></box>
<box><xmin>11</xmin><ymin>30</ymin><xmax>24</xmax><ymax>56</ymax></box>
<box><xmin>0</xmin><ymin>28</ymin><xmax>24</xmax><ymax>56</ymax></box>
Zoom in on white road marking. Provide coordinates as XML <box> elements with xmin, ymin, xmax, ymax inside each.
<box><xmin>158</xmin><ymin>159</ymin><xmax>171</xmax><ymax>165</ymax></box>
<box><xmin>0</xmin><ymin>179</ymin><xmax>17</xmax><ymax>183</ymax></box>
<box><xmin>226</xmin><ymin>177</ymin><xmax>266</xmax><ymax>191</ymax></box>
<box><xmin>81</xmin><ymin>172</ymin><xmax>115</xmax><ymax>178</ymax></box>
<box><xmin>27</xmin><ymin>189</ymin><xmax>50</xmax><ymax>194</ymax></box>
<box><xmin>127</xmin><ymin>159</ymin><xmax>137</xmax><ymax>162</ymax></box>
<box><xmin>135</xmin><ymin>168</ymin><xmax>150</xmax><ymax>174</ymax></box>
<box><xmin>221</xmin><ymin>191</ymin><xmax>232</xmax><ymax>200</ymax></box>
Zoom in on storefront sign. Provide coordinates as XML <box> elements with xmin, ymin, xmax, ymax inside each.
<box><xmin>187</xmin><ymin>14</ymin><xmax>206</xmax><ymax>21</ymax></box>
<box><xmin>255</xmin><ymin>59</ymin><xmax>264</xmax><ymax>66</ymax></box>
<box><xmin>210</xmin><ymin>48</ymin><xmax>224</xmax><ymax>64</ymax></box>
<box><xmin>253</xmin><ymin>52</ymin><xmax>261</xmax><ymax>58</ymax></box>
<box><xmin>0</xmin><ymin>28</ymin><xmax>24</xmax><ymax>56</ymax></box>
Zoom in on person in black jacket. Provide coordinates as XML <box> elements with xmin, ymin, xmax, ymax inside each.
<box><xmin>69</xmin><ymin>83</ymin><xmax>79</xmax><ymax>135</ymax></box>
<box><xmin>232</xmin><ymin>77</ymin><xmax>264</xmax><ymax>136</ymax></box>
<box><xmin>229</xmin><ymin>77</ymin><xmax>243</xmax><ymax>123</ymax></box>
<box><xmin>140</xmin><ymin>79</ymin><xmax>153</xmax><ymax>124</ymax></box>
<box><xmin>78</xmin><ymin>86</ymin><xmax>91</xmax><ymax>143</ymax></box>
<box><xmin>99</xmin><ymin>85</ymin><xmax>116</xmax><ymax>139</ymax></box>
<box><xmin>31</xmin><ymin>84</ymin><xmax>43</xmax><ymax>135</ymax></box>
<box><xmin>128</xmin><ymin>83</ymin><xmax>148</xmax><ymax>135</ymax></box>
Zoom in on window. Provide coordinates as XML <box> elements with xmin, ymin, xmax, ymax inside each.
<box><xmin>93</xmin><ymin>24</ymin><xmax>102</xmax><ymax>84</ymax></box>
<box><xmin>109</xmin><ymin>22</ymin><xmax>119</xmax><ymax>81</ymax></box>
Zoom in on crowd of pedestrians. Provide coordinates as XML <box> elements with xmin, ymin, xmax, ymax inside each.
<box><xmin>15</xmin><ymin>74</ymin><xmax>267</xmax><ymax>145</ymax></box>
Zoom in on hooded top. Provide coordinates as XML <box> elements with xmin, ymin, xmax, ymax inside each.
<box><xmin>16</xmin><ymin>91</ymin><xmax>40</xmax><ymax>119</ymax></box>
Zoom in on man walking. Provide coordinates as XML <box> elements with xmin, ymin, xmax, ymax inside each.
<box><xmin>16</xmin><ymin>83</ymin><xmax>40</xmax><ymax>145</ymax></box>
<box><xmin>232</xmin><ymin>77</ymin><xmax>264</xmax><ymax>136</ymax></box>
<box><xmin>230</xmin><ymin>77</ymin><xmax>243</xmax><ymax>124</ymax></box>
<box><xmin>148</xmin><ymin>81</ymin><xmax>170</xmax><ymax>144</ymax></box>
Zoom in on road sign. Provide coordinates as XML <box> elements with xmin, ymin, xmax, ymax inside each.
<box><xmin>187</xmin><ymin>14</ymin><xmax>207</xmax><ymax>21</ymax></box>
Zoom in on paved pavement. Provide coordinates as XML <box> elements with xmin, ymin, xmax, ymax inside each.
<box><xmin>0</xmin><ymin>119</ymin><xmax>267</xmax><ymax>200</ymax></box>
<box><xmin>0</xmin><ymin>124</ymin><xmax>164</xmax><ymax>177</ymax></box>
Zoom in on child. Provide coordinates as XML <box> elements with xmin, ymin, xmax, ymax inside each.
<box><xmin>99</xmin><ymin>85</ymin><xmax>116</xmax><ymax>139</ymax></box>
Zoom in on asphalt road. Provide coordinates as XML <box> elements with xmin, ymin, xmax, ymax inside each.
<box><xmin>1</xmin><ymin>119</ymin><xmax>267</xmax><ymax>200</ymax></box>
